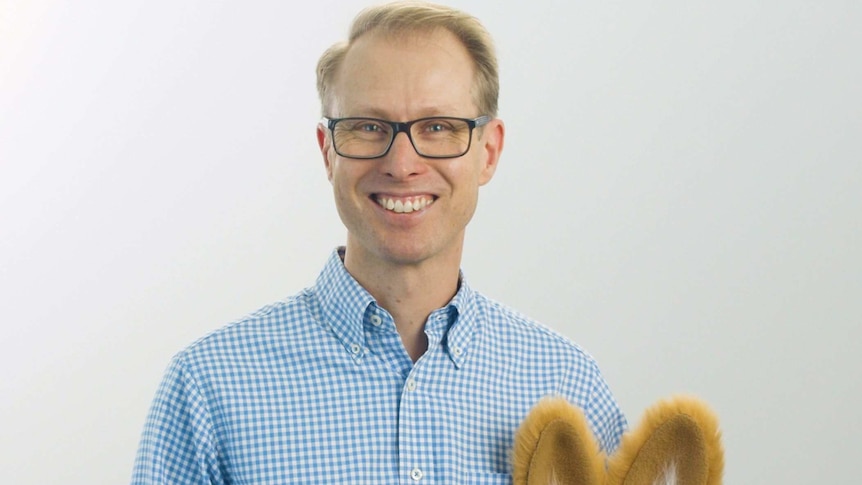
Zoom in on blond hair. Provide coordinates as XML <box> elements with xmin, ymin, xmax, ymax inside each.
<box><xmin>316</xmin><ymin>1</ymin><xmax>499</xmax><ymax>117</ymax></box>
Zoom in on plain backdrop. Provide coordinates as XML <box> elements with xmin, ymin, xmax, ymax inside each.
<box><xmin>1</xmin><ymin>0</ymin><xmax>860</xmax><ymax>483</ymax></box>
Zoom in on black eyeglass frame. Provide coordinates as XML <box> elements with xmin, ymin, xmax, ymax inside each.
<box><xmin>322</xmin><ymin>115</ymin><xmax>492</xmax><ymax>159</ymax></box>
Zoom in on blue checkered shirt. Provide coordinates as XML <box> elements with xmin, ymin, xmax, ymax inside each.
<box><xmin>133</xmin><ymin>249</ymin><xmax>626</xmax><ymax>484</ymax></box>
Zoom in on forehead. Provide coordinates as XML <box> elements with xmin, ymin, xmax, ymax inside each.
<box><xmin>332</xmin><ymin>29</ymin><xmax>477</xmax><ymax>118</ymax></box>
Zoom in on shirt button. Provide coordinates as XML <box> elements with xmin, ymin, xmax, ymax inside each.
<box><xmin>452</xmin><ymin>346</ymin><xmax>463</xmax><ymax>357</ymax></box>
<box><xmin>410</xmin><ymin>468</ymin><xmax>423</xmax><ymax>481</ymax></box>
<box><xmin>370</xmin><ymin>314</ymin><xmax>382</xmax><ymax>326</ymax></box>
<box><xmin>350</xmin><ymin>343</ymin><xmax>361</xmax><ymax>354</ymax></box>
<box><xmin>406</xmin><ymin>379</ymin><xmax>417</xmax><ymax>392</ymax></box>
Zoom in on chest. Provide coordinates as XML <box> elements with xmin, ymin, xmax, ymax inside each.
<box><xmin>206</xmin><ymin>350</ymin><xmax>549</xmax><ymax>484</ymax></box>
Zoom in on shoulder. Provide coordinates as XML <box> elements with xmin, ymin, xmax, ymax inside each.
<box><xmin>472</xmin><ymin>292</ymin><xmax>599</xmax><ymax>369</ymax></box>
<box><xmin>176</xmin><ymin>288</ymin><xmax>322</xmax><ymax>367</ymax></box>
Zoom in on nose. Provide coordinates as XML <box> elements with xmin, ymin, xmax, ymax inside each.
<box><xmin>379</xmin><ymin>131</ymin><xmax>426</xmax><ymax>179</ymax></box>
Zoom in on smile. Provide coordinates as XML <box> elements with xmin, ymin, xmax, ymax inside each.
<box><xmin>374</xmin><ymin>195</ymin><xmax>435</xmax><ymax>214</ymax></box>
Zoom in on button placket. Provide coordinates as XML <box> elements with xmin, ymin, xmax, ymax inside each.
<box><xmin>399</xmin><ymin>365</ymin><xmax>432</xmax><ymax>484</ymax></box>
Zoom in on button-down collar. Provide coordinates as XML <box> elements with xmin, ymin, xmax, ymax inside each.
<box><xmin>314</xmin><ymin>248</ymin><xmax>482</xmax><ymax>367</ymax></box>
<box><xmin>314</xmin><ymin>249</ymin><xmax>375</xmax><ymax>362</ymax></box>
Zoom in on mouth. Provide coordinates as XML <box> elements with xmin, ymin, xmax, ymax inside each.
<box><xmin>373</xmin><ymin>194</ymin><xmax>436</xmax><ymax>214</ymax></box>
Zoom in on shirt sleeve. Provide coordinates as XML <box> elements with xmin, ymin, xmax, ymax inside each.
<box><xmin>587</xmin><ymin>364</ymin><xmax>628</xmax><ymax>453</ymax></box>
<box><xmin>132</xmin><ymin>354</ymin><xmax>224</xmax><ymax>485</ymax></box>
<box><xmin>560</xmin><ymin>361</ymin><xmax>628</xmax><ymax>454</ymax></box>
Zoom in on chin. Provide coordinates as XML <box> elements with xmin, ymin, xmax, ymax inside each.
<box><xmin>376</xmin><ymin>244</ymin><xmax>435</xmax><ymax>266</ymax></box>
<box><xmin>346</xmin><ymin>226</ymin><xmax>464</xmax><ymax>269</ymax></box>
<box><xmin>377</xmin><ymin>234</ymin><xmax>462</xmax><ymax>266</ymax></box>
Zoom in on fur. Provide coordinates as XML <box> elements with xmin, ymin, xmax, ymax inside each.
<box><xmin>512</xmin><ymin>396</ymin><xmax>605</xmax><ymax>485</ymax></box>
<box><xmin>607</xmin><ymin>396</ymin><xmax>724</xmax><ymax>485</ymax></box>
<box><xmin>512</xmin><ymin>395</ymin><xmax>724</xmax><ymax>485</ymax></box>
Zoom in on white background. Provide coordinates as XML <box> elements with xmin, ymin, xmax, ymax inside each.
<box><xmin>2</xmin><ymin>0</ymin><xmax>859</xmax><ymax>483</ymax></box>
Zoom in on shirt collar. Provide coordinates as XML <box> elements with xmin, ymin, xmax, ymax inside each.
<box><xmin>440</xmin><ymin>272</ymin><xmax>479</xmax><ymax>368</ymax></box>
<box><xmin>314</xmin><ymin>248</ymin><xmax>376</xmax><ymax>362</ymax></box>
<box><xmin>314</xmin><ymin>247</ymin><xmax>482</xmax><ymax>367</ymax></box>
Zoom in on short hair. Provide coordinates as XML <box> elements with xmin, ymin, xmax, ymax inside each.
<box><xmin>316</xmin><ymin>1</ymin><xmax>499</xmax><ymax>117</ymax></box>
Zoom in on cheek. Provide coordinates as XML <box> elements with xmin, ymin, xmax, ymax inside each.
<box><xmin>329</xmin><ymin>165</ymin><xmax>366</xmax><ymax>205</ymax></box>
<box><xmin>447</xmin><ymin>161</ymin><xmax>484</xmax><ymax>196</ymax></box>
<box><xmin>325</xmin><ymin>149</ymin><xmax>340</xmax><ymax>182</ymax></box>
<box><xmin>449</xmin><ymin>178</ymin><xmax>481</xmax><ymax>219</ymax></box>
<box><xmin>331</xmin><ymin>175</ymin><xmax>352</xmax><ymax>207</ymax></box>
<box><xmin>328</xmin><ymin>160</ymin><xmax>347</xmax><ymax>186</ymax></box>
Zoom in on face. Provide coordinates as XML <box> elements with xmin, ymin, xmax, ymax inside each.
<box><xmin>317</xmin><ymin>29</ymin><xmax>504</xmax><ymax>270</ymax></box>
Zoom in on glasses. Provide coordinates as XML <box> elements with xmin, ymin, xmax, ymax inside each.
<box><xmin>322</xmin><ymin>115</ymin><xmax>491</xmax><ymax>159</ymax></box>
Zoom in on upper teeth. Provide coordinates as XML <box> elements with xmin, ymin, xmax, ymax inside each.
<box><xmin>376</xmin><ymin>196</ymin><xmax>433</xmax><ymax>213</ymax></box>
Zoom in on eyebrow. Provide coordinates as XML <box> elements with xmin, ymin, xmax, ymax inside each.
<box><xmin>341</xmin><ymin>106</ymin><xmax>466</xmax><ymax>120</ymax></box>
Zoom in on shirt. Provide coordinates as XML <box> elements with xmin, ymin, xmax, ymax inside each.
<box><xmin>132</xmin><ymin>249</ymin><xmax>627</xmax><ymax>484</ymax></box>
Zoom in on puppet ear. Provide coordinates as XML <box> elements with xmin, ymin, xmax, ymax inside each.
<box><xmin>607</xmin><ymin>396</ymin><xmax>724</xmax><ymax>485</ymax></box>
<box><xmin>512</xmin><ymin>396</ymin><xmax>606</xmax><ymax>485</ymax></box>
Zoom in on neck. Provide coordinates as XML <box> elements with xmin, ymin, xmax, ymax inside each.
<box><xmin>342</xmin><ymin>243</ymin><xmax>462</xmax><ymax>361</ymax></box>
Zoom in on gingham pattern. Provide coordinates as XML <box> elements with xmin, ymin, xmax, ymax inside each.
<box><xmin>132</xmin><ymin>249</ymin><xmax>627</xmax><ymax>484</ymax></box>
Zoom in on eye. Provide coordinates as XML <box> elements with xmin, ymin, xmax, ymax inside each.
<box><xmin>420</xmin><ymin>119</ymin><xmax>457</xmax><ymax>134</ymax></box>
<box><xmin>338</xmin><ymin>119</ymin><xmax>386</xmax><ymax>133</ymax></box>
<box><xmin>357</xmin><ymin>122</ymin><xmax>383</xmax><ymax>132</ymax></box>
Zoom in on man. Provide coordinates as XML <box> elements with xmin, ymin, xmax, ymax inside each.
<box><xmin>133</xmin><ymin>2</ymin><xmax>626</xmax><ymax>483</ymax></box>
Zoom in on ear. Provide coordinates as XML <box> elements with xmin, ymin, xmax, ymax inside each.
<box><xmin>477</xmin><ymin>118</ymin><xmax>504</xmax><ymax>186</ymax></box>
<box><xmin>317</xmin><ymin>122</ymin><xmax>334</xmax><ymax>182</ymax></box>
<box><xmin>607</xmin><ymin>396</ymin><xmax>724</xmax><ymax>485</ymax></box>
<box><xmin>512</xmin><ymin>396</ymin><xmax>606</xmax><ymax>485</ymax></box>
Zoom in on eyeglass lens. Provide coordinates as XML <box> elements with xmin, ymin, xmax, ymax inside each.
<box><xmin>332</xmin><ymin>118</ymin><xmax>474</xmax><ymax>158</ymax></box>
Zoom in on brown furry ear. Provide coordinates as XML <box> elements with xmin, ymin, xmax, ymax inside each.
<box><xmin>512</xmin><ymin>396</ymin><xmax>606</xmax><ymax>485</ymax></box>
<box><xmin>607</xmin><ymin>396</ymin><xmax>724</xmax><ymax>485</ymax></box>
